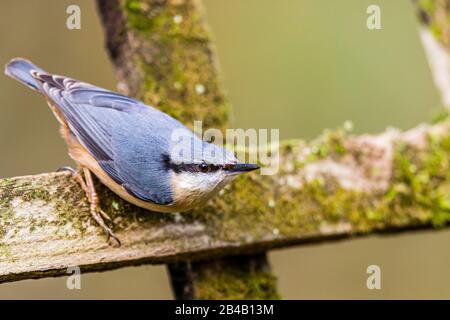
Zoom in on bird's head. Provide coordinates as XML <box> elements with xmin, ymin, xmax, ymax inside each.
<box><xmin>165</xmin><ymin>132</ymin><xmax>259</xmax><ymax>208</ymax></box>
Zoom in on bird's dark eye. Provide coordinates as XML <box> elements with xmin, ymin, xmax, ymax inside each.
<box><xmin>198</xmin><ymin>163</ymin><xmax>210</xmax><ymax>173</ymax></box>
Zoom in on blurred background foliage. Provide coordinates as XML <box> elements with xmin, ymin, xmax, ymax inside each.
<box><xmin>0</xmin><ymin>0</ymin><xmax>448</xmax><ymax>299</ymax></box>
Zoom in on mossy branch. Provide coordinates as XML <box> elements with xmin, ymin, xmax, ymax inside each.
<box><xmin>96</xmin><ymin>0</ymin><xmax>275</xmax><ymax>299</ymax></box>
<box><xmin>2</xmin><ymin>120</ymin><xmax>450</xmax><ymax>283</ymax></box>
<box><xmin>169</xmin><ymin>254</ymin><xmax>280</xmax><ymax>300</ymax></box>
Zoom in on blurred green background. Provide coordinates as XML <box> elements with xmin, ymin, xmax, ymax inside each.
<box><xmin>0</xmin><ymin>0</ymin><xmax>448</xmax><ymax>299</ymax></box>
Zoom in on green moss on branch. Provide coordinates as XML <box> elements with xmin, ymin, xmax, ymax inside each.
<box><xmin>187</xmin><ymin>254</ymin><xmax>280</xmax><ymax>300</ymax></box>
<box><xmin>194</xmin><ymin>122</ymin><xmax>450</xmax><ymax>242</ymax></box>
<box><xmin>196</xmin><ymin>265</ymin><xmax>280</xmax><ymax>300</ymax></box>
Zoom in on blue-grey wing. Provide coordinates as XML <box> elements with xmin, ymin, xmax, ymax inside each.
<box><xmin>36</xmin><ymin>73</ymin><xmax>184</xmax><ymax>205</ymax></box>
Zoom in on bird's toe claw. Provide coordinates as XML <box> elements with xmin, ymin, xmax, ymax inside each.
<box><xmin>95</xmin><ymin>213</ymin><xmax>121</xmax><ymax>247</ymax></box>
<box><xmin>105</xmin><ymin>229</ymin><xmax>121</xmax><ymax>247</ymax></box>
<box><xmin>99</xmin><ymin>209</ymin><xmax>114</xmax><ymax>224</ymax></box>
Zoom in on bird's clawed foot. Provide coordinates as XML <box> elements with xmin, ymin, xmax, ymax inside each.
<box><xmin>61</xmin><ymin>166</ymin><xmax>121</xmax><ymax>247</ymax></box>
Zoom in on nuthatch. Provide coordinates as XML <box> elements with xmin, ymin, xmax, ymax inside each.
<box><xmin>5</xmin><ymin>58</ymin><xmax>259</xmax><ymax>245</ymax></box>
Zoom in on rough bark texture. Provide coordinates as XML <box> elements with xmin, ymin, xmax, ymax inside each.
<box><xmin>97</xmin><ymin>0</ymin><xmax>275</xmax><ymax>299</ymax></box>
<box><xmin>168</xmin><ymin>254</ymin><xmax>279</xmax><ymax>299</ymax></box>
<box><xmin>3</xmin><ymin>120</ymin><xmax>450</xmax><ymax>283</ymax></box>
<box><xmin>415</xmin><ymin>0</ymin><xmax>450</xmax><ymax>107</ymax></box>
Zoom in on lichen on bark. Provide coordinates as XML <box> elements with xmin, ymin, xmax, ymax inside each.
<box><xmin>193</xmin><ymin>255</ymin><xmax>280</xmax><ymax>300</ymax></box>
<box><xmin>193</xmin><ymin>120</ymin><xmax>450</xmax><ymax>243</ymax></box>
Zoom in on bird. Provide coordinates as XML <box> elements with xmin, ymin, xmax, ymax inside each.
<box><xmin>4</xmin><ymin>58</ymin><xmax>259</xmax><ymax>246</ymax></box>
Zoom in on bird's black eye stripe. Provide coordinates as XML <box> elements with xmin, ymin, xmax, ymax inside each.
<box><xmin>162</xmin><ymin>154</ymin><xmax>221</xmax><ymax>173</ymax></box>
<box><xmin>177</xmin><ymin>163</ymin><xmax>221</xmax><ymax>173</ymax></box>
<box><xmin>191</xmin><ymin>163</ymin><xmax>220</xmax><ymax>173</ymax></box>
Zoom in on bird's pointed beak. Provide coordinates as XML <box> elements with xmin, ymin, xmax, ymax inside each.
<box><xmin>225</xmin><ymin>163</ymin><xmax>260</xmax><ymax>174</ymax></box>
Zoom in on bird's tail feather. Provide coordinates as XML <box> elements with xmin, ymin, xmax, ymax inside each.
<box><xmin>4</xmin><ymin>58</ymin><xmax>45</xmax><ymax>92</ymax></box>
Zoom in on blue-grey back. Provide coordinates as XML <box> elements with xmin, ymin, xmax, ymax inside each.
<box><xmin>62</xmin><ymin>85</ymin><xmax>190</xmax><ymax>205</ymax></box>
<box><xmin>4</xmin><ymin>58</ymin><xmax>210</xmax><ymax>205</ymax></box>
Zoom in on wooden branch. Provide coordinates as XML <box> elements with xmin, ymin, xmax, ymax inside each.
<box><xmin>2</xmin><ymin>120</ymin><xmax>450</xmax><ymax>283</ymax></box>
<box><xmin>96</xmin><ymin>0</ymin><xmax>276</xmax><ymax>299</ymax></box>
<box><xmin>168</xmin><ymin>254</ymin><xmax>279</xmax><ymax>299</ymax></box>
